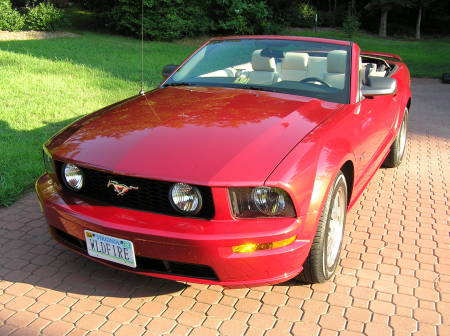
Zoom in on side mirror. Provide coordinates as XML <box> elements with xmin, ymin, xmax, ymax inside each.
<box><xmin>162</xmin><ymin>64</ymin><xmax>179</xmax><ymax>79</ymax></box>
<box><xmin>362</xmin><ymin>77</ymin><xmax>397</xmax><ymax>97</ymax></box>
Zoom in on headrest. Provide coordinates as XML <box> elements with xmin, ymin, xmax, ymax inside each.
<box><xmin>282</xmin><ymin>52</ymin><xmax>309</xmax><ymax>71</ymax></box>
<box><xmin>359</xmin><ymin>68</ymin><xmax>366</xmax><ymax>85</ymax></box>
<box><xmin>363</xmin><ymin>63</ymin><xmax>375</xmax><ymax>85</ymax></box>
<box><xmin>252</xmin><ymin>50</ymin><xmax>276</xmax><ymax>72</ymax></box>
<box><xmin>327</xmin><ymin>50</ymin><xmax>347</xmax><ymax>74</ymax></box>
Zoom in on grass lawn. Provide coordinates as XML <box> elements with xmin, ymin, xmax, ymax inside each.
<box><xmin>0</xmin><ymin>32</ymin><xmax>196</xmax><ymax>206</ymax></box>
<box><xmin>0</xmin><ymin>30</ymin><xmax>448</xmax><ymax>206</ymax></box>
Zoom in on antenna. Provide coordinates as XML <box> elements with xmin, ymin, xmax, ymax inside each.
<box><xmin>139</xmin><ymin>0</ymin><xmax>145</xmax><ymax>96</ymax></box>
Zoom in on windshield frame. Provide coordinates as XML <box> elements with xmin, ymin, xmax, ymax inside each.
<box><xmin>161</xmin><ymin>37</ymin><xmax>353</xmax><ymax>104</ymax></box>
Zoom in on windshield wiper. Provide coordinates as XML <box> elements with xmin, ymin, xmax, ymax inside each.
<box><xmin>163</xmin><ymin>82</ymin><xmax>196</xmax><ymax>87</ymax></box>
<box><xmin>240</xmin><ymin>85</ymin><xmax>278</xmax><ymax>93</ymax></box>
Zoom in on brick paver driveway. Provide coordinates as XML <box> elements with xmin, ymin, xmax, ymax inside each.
<box><xmin>0</xmin><ymin>78</ymin><xmax>448</xmax><ymax>336</ymax></box>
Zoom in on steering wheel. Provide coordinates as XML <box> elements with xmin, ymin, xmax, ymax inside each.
<box><xmin>300</xmin><ymin>77</ymin><xmax>331</xmax><ymax>87</ymax></box>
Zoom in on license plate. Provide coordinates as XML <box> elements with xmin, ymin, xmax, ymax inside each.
<box><xmin>84</xmin><ymin>230</ymin><xmax>137</xmax><ymax>268</ymax></box>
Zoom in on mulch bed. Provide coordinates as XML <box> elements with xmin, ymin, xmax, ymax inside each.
<box><xmin>0</xmin><ymin>30</ymin><xmax>79</xmax><ymax>41</ymax></box>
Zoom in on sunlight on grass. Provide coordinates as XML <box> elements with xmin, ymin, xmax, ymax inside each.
<box><xmin>0</xmin><ymin>33</ymin><xmax>195</xmax><ymax>205</ymax></box>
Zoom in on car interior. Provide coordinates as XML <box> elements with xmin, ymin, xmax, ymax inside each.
<box><xmin>199</xmin><ymin>49</ymin><xmax>394</xmax><ymax>90</ymax></box>
<box><xmin>359</xmin><ymin>55</ymin><xmax>396</xmax><ymax>86</ymax></box>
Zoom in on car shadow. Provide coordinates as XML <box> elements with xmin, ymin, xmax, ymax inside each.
<box><xmin>0</xmin><ymin>191</ymin><xmax>188</xmax><ymax>298</ymax></box>
<box><xmin>0</xmin><ymin>118</ymin><xmax>189</xmax><ymax>296</ymax></box>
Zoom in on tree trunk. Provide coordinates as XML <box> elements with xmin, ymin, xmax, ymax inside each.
<box><xmin>416</xmin><ymin>6</ymin><xmax>422</xmax><ymax>39</ymax></box>
<box><xmin>379</xmin><ymin>7</ymin><xmax>389</xmax><ymax>37</ymax></box>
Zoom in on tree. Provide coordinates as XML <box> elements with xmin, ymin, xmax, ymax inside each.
<box><xmin>365</xmin><ymin>0</ymin><xmax>405</xmax><ymax>37</ymax></box>
<box><xmin>347</xmin><ymin>0</ymin><xmax>356</xmax><ymax>16</ymax></box>
<box><xmin>413</xmin><ymin>0</ymin><xmax>436</xmax><ymax>39</ymax></box>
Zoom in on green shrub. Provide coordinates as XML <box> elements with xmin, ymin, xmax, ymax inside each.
<box><xmin>25</xmin><ymin>2</ymin><xmax>63</xmax><ymax>31</ymax></box>
<box><xmin>108</xmin><ymin>0</ymin><xmax>209</xmax><ymax>41</ymax></box>
<box><xmin>208</xmin><ymin>0</ymin><xmax>273</xmax><ymax>35</ymax></box>
<box><xmin>71</xmin><ymin>0</ymin><xmax>117</xmax><ymax>12</ymax></box>
<box><xmin>342</xmin><ymin>15</ymin><xmax>360</xmax><ymax>37</ymax></box>
<box><xmin>0</xmin><ymin>0</ymin><xmax>25</xmax><ymax>31</ymax></box>
<box><xmin>12</xmin><ymin>0</ymin><xmax>42</xmax><ymax>7</ymax></box>
<box><xmin>65</xmin><ymin>7</ymin><xmax>103</xmax><ymax>30</ymax></box>
<box><xmin>107</xmin><ymin>0</ymin><xmax>275</xmax><ymax>41</ymax></box>
<box><xmin>318</xmin><ymin>10</ymin><xmax>346</xmax><ymax>28</ymax></box>
<box><xmin>295</xmin><ymin>2</ymin><xmax>317</xmax><ymax>28</ymax></box>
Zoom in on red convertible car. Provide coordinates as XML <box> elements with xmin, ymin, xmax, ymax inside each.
<box><xmin>36</xmin><ymin>36</ymin><xmax>411</xmax><ymax>287</ymax></box>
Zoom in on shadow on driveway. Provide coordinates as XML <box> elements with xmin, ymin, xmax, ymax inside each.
<box><xmin>0</xmin><ymin>192</ymin><xmax>188</xmax><ymax>298</ymax></box>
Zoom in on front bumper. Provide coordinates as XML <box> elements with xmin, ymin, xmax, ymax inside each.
<box><xmin>36</xmin><ymin>174</ymin><xmax>311</xmax><ymax>287</ymax></box>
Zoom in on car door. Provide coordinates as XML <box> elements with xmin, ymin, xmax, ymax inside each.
<box><xmin>352</xmin><ymin>88</ymin><xmax>397</xmax><ymax>189</ymax></box>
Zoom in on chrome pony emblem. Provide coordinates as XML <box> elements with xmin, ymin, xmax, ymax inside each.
<box><xmin>107</xmin><ymin>180</ymin><xmax>139</xmax><ymax>196</ymax></box>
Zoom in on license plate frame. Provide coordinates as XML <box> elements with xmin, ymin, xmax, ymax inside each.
<box><xmin>84</xmin><ymin>230</ymin><xmax>137</xmax><ymax>268</ymax></box>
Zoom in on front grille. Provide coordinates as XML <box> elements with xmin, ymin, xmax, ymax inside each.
<box><xmin>51</xmin><ymin>227</ymin><xmax>219</xmax><ymax>281</ymax></box>
<box><xmin>55</xmin><ymin>161</ymin><xmax>214</xmax><ymax>219</ymax></box>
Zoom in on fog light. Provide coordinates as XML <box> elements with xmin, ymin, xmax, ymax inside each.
<box><xmin>169</xmin><ymin>183</ymin><xmax>202</xmax><ymax>215</ymax></box>
<box><xmin>62</xmin><ymin>163</ymin><xmax>84</xmax><ymax>191</ymax></box>
<box><xmin>232</xmin><ymin>235</ymin><xmax>296</xmax><ymax>253</ymax></box>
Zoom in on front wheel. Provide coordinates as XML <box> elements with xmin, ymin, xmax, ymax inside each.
<box><xmin>297</xmin><ymin>171</ymin><xmax>347</xmax><ymax>283</ymax></box>
<box><xmin>383</xmin><ymin>107</ymin><xmax>408</xmax><ymax>168</ymax></box>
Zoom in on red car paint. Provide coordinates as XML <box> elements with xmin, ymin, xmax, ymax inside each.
<box><xmin>36</xmin><ymin>36</ymin><xmax>411</xmax><ymax>287</ymax></box>
<box><xmin>47</xmin><ymin>87</ymin><xmax>341</xmax><ymax>186</ymax></box>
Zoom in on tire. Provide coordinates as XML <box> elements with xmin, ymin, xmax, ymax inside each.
<box><xmin>297</xmin><ymin>171</ymin><xmax>348</xmax><ymax>284</ymax></box>
<box><xmin>383</xmin><ymin>107</ymin><xmax>408</xmax><ymax>168</ymax></box>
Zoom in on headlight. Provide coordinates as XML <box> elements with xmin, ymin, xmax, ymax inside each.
<box><xmin>229</xmin><ymin>187</ymin><xmax>296</xmax><ymax>218</ymax></box>
<box><xmin>252</xmin><ymin>187</ymin><xmax>287</xmax><ymax>216</ymax></box>
<box><xmin>170</xmin><ymin>183</ymin><xmax>202</xmax><ymax>215</ymax></box>
<box><xmin>42</xmin><ymin>149</ymin><xmax>54</xmax><ymax>173</ymax></box>
<box><xmin>62</xmin><ymin>163</ymin><xmax>84</xmax><ymax>191</ymax></box>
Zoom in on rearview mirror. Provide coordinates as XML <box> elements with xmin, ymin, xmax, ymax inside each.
<box><xmin>162</xmin><ymin>64</ymin><xmax>179</xmax><ymax>79</ymax></box>
<box><xmin>362</xmin><ymin>77</ymin><xmax>397</xmax><ymax>96</ymax></box>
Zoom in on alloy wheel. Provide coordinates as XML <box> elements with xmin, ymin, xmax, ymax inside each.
<box><xmin>325</xmin><ymin>184</ymin><xmax>346</xmax><ymax>268</ymax></box>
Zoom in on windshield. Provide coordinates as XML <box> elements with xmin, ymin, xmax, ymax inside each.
<box><xmin>164</xmin><ymin>39</ymin><xmax>351</xmax><ymax>104</ymax></box>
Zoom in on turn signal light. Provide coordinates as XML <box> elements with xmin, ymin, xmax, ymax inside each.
<box><xmin>232</xmin><ymin>235</ymin><xmax>297</xmax><ymax>253</ymax></box>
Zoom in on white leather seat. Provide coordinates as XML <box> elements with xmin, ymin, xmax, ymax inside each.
<box><xmin>324</xmin><ymin>50</ymin><xmax>347</xmax><ymax>89</ymax></box>
<box><xmin>200</xmin><ymin>68</ymin><xmax>236</xmax><ymax>78</ymax></box>
<box><xmin>247</xmin><ymin>50</ymin><xmax>279</xmax><ymax>85</ymax></box>
<box><xmin>306</xmin><ymin>56</ymin><xmax>327</xmax><ymax>79</ymax></box>
<box><xmin>360</xmin><ymin>58</ymin><xmax>387</xmax><ymax>78</ymax></box>
<box><xmin>280</xmin><ymin>52</ymin><xmax>309</xmax><ymax>81</ymax></box>
<box><xmin>370</xmin><ymin>66</ymin><xmax>387</xmax><ymax>77</ymax></box>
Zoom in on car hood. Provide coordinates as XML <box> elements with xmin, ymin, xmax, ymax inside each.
<box><xmin>48</xmin><ymin>86</ymin><xmax>343</xmax><ymax>186</ymax></box>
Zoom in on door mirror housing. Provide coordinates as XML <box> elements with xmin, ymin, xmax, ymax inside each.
<box><xmin>162</xmin><ymin>64</ymin><xmax>179</xmax><ymax>79</ymax></box>
<box><xmin>362</xmin><ymin>77</ymin><xmax>397</xmax><ymax>97</ymax></box>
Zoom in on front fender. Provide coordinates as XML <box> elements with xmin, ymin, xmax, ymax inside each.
<box><xmin>265</xmin><ymin>126</ymin><xmax>356</xmax><ymax>241</ymax></box>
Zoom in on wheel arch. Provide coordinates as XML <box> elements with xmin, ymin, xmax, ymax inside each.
<box><xmin>340</xmin><ymin>160</ymin><xmax>354</xmax><ymax>206</ymax></box>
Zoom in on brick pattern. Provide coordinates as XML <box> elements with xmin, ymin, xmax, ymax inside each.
<box><xmin>0</xmin><ymin>78</ymin><xmax>448</xmax><ymax>335</ymax></box>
